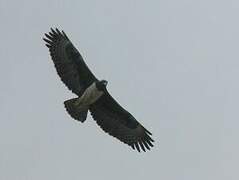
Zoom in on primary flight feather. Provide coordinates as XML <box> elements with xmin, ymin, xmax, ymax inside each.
<box><xmin>43</xmin><ymin>28</ymin><xmax>154</xmax><ymax>152</ymax></box>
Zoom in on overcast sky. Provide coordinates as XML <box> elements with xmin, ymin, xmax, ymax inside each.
<box><xmin>0</xmin><ymin>0</ymin><xmax>238</xmax><ymax>179</ymax></box>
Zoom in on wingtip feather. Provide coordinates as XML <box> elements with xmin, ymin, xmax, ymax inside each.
<box><xmin>135</xmin><ymin>143</ymin><xmax>141</xmax><ymax>152</ymax></box>
<box><xmin>139</xmin><ymin>141</ymin><xmax>146</xmax><ymax>152</ymax></box>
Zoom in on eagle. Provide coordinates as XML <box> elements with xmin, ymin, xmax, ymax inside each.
<box><xmin>43</xmin><ymin>28</ymin><xmax>154</xmax><ymax>152</ymax></box>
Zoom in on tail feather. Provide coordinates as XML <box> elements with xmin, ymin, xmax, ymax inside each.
<box><xmin>64</xmin><ymin>98</ymin><xmax>88</xmax><ymax>122</ymax></box>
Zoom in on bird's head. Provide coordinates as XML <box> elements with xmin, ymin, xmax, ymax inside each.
<box><xmin>96</xmin><ymin>80</ymin><xmax>108</xmax><ymax>91</ymax></box>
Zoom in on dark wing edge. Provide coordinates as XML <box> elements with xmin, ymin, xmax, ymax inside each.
<box><xmin>43</xmin><ymin>28</ymin><xmax>97</xmax><ymax>96</ymax></box>
<box><xmin>90</xmin><ymin>92</ymin><xmax>154</xmax><ymax>152</ymax></box>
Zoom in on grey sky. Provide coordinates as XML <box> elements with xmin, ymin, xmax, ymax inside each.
<box><xmin>0</xmin><ymin>0</ymin><xmax>238</xmax><ymax>179</ymax></box>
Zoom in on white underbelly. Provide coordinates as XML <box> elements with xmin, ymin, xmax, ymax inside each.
<box><xmin>75</xmin><ymin>83</ymin><xmax>103</xmax><ymax>107</ymax></box>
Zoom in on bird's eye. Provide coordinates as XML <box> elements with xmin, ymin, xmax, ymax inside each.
<box><xmin>103</xmin><ymin>81</ymin><xmax>108</xmax><ymax>86</ymax></box>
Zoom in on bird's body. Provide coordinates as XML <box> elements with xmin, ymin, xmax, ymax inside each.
<box><xmin>74</xmin><ymin>82</ymin><xmax>104</xmax><ymax>108</ymax></box>
<box><xmin>64</xmin><ymin>81</ymin><xmax>105</xmax><ymax>123</ymax></box>
<box><xmin>43</xmin><ymin>28</ymin><xmax>154</xmax><ymax>152</ymax></box>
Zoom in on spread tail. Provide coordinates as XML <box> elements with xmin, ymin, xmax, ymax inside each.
<box><xmin>64</xmin><ymin>98</ymin><xmax>88</xmax><ymax>122</ymax></box>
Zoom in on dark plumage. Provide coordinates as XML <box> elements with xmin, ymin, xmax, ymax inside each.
<box><xmin>43</xmin><ymin>28</ymin><xmax>154</xmax><ymax>152</ymax></box>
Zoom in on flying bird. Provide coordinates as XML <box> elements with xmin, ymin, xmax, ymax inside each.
<box><xmin>43</xmin><ymin>28</ymin><xmax>154</xmax><ymax>152</ymax></box>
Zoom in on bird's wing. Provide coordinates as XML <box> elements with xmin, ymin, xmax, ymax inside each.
<box><xmin>90</xmin><ymin>91</ymin><xmax>154</xmax><ymax>152</ymax></box>
<box><xmin>43</xmin><ymin>28</ymin><xmax>97</xmax><ymax>96</ymax></box>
